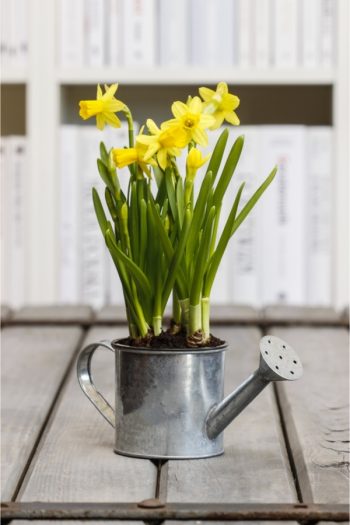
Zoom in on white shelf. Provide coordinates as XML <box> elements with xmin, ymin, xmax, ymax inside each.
<box><xmin>57</xmin><ymin>67</ymin><xmax>336</xmax><ymax>86</ymax></box>
<box><xmin>1</xmin><ymin>70</ymin><xmax>28</xmax><ymax>84</ymax></box>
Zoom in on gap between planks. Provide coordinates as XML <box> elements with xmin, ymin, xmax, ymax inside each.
<box><xmin>12</xmin><ymin>328</ymin><xmax>89</xmax><ymax>501</ymax></box>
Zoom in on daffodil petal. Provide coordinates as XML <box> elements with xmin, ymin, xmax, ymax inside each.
<box><xmin>172</xmin><ymin>101</ymin><xmax>188</xmax><ymax>118</ymax></box>
<box><xmin>97</xmin><ymin>84</ymin><xmax>103</xmax><ymax>99</ymax></box>
<box><xmin>96</xmin><ymin>113</ymin><xmax>105</xmax><ymax>130</ymax></box>
<box><xmin>192</xmin><ymin>127</ymin><xmax>208</xmax><ymax>146</ymax></box>
<box><xmin>225</xmin><ymin>112</ymin><xmax>240</xmax><ymax>126</ymax></box>
<box><xmin>102</xmin><ymin>83</ymin><xmax>118</xmax><ymax>100</ymax></box>
<box><xmin>146</xmin><ymin>119</ymin><xmax>160</xmax><ymax>135</ymax></box>
<box><xmin>200</xmin><ymin>113</ymin><xmax>216</xmax><ymax>128</ymax></box>
<box><xmin>144</xmin><ymin>142</ymin><xmax>160</xmax><ymax>160</ymax></box>
<box><xmin>199</xmin><ymin>87</ymin><xmax>215</xmax><ymax>102</ymax></box>
<box><xmin>137</xmin><ymin>134</ymin><xmax>156</xmax><ymax>145</ymax></box>
<box><xmin>157</xmin><ymin>148</ymin><xmax>168</xmax><ymax>170</ymax></box>
<box><xmin>103</xmin><ymin>112</ymin><xmax>121</xmax><ymax>128</ymax></box>
<box><xmin>217</xmin><ymin>82</ymin><xmax>228</xmax><ymax>95</ymax></box>
<box><xmin>189</xmin><ymin>96</ymin><xmax>202</xmax><ymax>113</ymax></box>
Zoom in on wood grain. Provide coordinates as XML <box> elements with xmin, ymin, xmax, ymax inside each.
<box><xmin>1</xmin><ymin>325</ymin><xmax>83</xmax><ymax>501</ymax></box>
<box><xmin>166</xmin><ymin>326</ymin><xmax>297</xmax><ymax>503</ymax></box>
<box><xmin>19</xmin><ymin>326</ymin><xmax>157</xmax><ymax>503</ymax></box>
<box><xmin>263</xmin><ymin>305</ymin><xmax>341</xmax><ymax>324</ymax></box>
<box><xmin>12</xmin><ymin>305</ymin><xmax>94</xmax><ymax>324</ymax></box>
<box><xmin>272</xmin><ymin>326</ymin><xmax>349</xmax><ymax>503</ymax></box>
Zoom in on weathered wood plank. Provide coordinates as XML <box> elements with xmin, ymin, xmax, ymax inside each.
<box><xmin>19</xmin><ymin>326</ymin><xmax>157</xmax><ymax>503</ymax></box>
<box><xmin>95</xmin><ymin>304</ymin><xmax>260</xmax><ymax>324</ymax></box>
<box><xmin>1</xmin><ymin>325</ymin><xmax>83</xmax><ymax>501</ymax></box>
<box><xmin>95</xmin><ymin>305</ymin><xmax>128</xmax><ymax>323</ymax></box>
<box><xmin>12</xmin><ymin>305</ymin><xmax>94</xmax><ymax>324</ymax></box>
<box><xmin>210</xmin><ymin>305</ymin><xmax>260</xmax><ymax>323</ymax></box>
<box><xmin>166</xmin><ymin>326</ymin><xmax>297</xmax><ymax>503</ymax></box>
<box><xmin>272</xmin><ymin>326</ymin><xmax>349</xmax><ymax>503</ymax></box>
<box><xmin>263</xmin><ymin>305</ymin><xmax>342</xmax><ymax>324</ymax></box>
<box><xmin>1</xmin><ymin>304</ymin><xmax>12</xmax><ymax>323</ymax></box>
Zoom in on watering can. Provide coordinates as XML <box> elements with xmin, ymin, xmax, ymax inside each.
<box><xmin>77</xmin><ymin>334</ymin><xmax>303</xmax><ymax>459</ymax></box>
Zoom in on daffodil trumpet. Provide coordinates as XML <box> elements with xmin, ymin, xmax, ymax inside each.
<box><xmin>79</xmin><ymin>82</ymin><xmax>276</xmax><ymax>344</ymax></box>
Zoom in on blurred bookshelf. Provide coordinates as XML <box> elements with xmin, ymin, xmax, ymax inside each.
<box><xmin>1</xmin><ymin>0</ymin><xmax>349</xmax><ymax>309</ymax></box>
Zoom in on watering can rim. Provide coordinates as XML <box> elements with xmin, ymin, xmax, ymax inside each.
<box><xmin>111</xmin><ymin>337</ymin><xmax>228</xmax><ymax>355</ymax></box>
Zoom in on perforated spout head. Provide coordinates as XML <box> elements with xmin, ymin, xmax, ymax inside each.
<box><xmin>259</xmin><ymin>335</ymin><xmax>303</xmax><ymax>382</ymax></box>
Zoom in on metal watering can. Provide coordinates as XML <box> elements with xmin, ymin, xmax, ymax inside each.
<box><xmin>77</xmin><ymin>335</ymin><xmax>303</xmax><ymax>459</ymax></box>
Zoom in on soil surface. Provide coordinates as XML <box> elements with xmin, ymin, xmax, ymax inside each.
<box><xmin>119</xmin><ymin>329</ymin><xmax>225</xmax><ymax>349</ymax></box>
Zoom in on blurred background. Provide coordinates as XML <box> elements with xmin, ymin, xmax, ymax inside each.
<box><xmin>0</xmin><ymin>0</ymin><xmax>349</xmax><ymax>310</ymax></box>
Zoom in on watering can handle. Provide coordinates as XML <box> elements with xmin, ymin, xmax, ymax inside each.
<box><xmin>76</xmin><ymin>340</ymin><xmax>115</xmax><ymax>428</ymax></box>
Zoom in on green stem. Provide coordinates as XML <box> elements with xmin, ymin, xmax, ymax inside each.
<box><xmin>180</xmin><ymin>298</ymin><xmax>189</xmax><ymax>332</ymax></box>
<box><xmin>189</xmin><ymin>303</ymin><xmax>201</xmax><ymax>335</ymax></box>
<box><xmin>152</xmin><ymin>316</ymin><xmax>162</xmax><ymax>336</ymax></box>
<box><xmin>172</xmin><ymin>290</ymin><xmax>181</xmax><ymax>325</ymax></box>
<box><xmin>201</xmin><ymin>297</ymin><xmax>210</xmax><ymax>343</ymax></box>
<box><xmin>123</xmin><ymin>105</ymin><xmax>134</xmax><ymax>148</ymax></box>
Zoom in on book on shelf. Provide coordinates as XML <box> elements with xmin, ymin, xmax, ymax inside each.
<box><xmin>1</xmin><ymin>136</ymin><xmax>28</xmax><ymax>307</ymax></box>
<box><xmin>84</xmin><ymin>0</ymin><xmax>106</xmax><ymax>66</ymax></box>
<box><xmin>55</xmin><ymin>0</ymin><xmax>336</xmax><ymax>68</ymax></box>
<box><xmin>122</xmin><ymin>0</ymin><xmax>156</xmax><ymax>66</ymax></box>
<box><xmin>191</xmin><ymin>0</ymin><xmax>234</xmax><ymax>66</ymax></box>
<box><xmin>159</xmin><ymin>0</ymin><xmax>188</xmax><ymax>67</ymax></box>
<box><xmin>58</xmin><ymin>0</ymin><xmax>84</xmax><ymax>67</ymax></box>
<box><xmin>259</xmin><ymin>126</ymin><xmax>307</xmax><ymax>305</ymax></box>
<box><xmin>236</xmin><ymin>0</ymin><xmax>253</xmax><ymax>67</ymax></box>
<box><xmin>1</xmin><ymin>0</ymin><xmax>29</xmax><ymax>69</ymax></box>
<box><xmin>305</xmin><ymin>127</ymin><xmax>332</xmax><ymax>305</ymax></box>
<box><xmin>273</xmin><ymin>0</ymin><xmax>299</xmax><ymax>67</ymax></box>
<box><xmin>252</xmin><ymin>0</ymin><xmax>271</xmax><ymax>68</ymax></box>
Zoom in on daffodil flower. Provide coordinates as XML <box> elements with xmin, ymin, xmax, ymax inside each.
<box><xmin>79</xmin><ymin>84</ymin><xmax>124</xmax><ymax>130</ymax></box>
<box><xmin>185</xmin><ymin>147</ymin><xmax>210</xmax><ymax>204</ymax></box>
<box><xmin>186</xmin><ymin>147</ymin><xmax>210</xmax><ymax>181</ymax></box>
<box><xmin>137</xmin><ymin>119</ymin><xmax>188</xmax><ymax>170</ymax></box>
<box><xmin>199</xmin><ymin>82</ymin><xmax>240</xmax><ymax>129</ymax></box>
<box><xmin>112</xmin><ymin>141</ymin><xmax>156</xmax><ymax>178</ymax></box>
<box><xmin>163</xmin><ymin>96</ymin><xmax>215</xmax><ymax>147</ymax></box>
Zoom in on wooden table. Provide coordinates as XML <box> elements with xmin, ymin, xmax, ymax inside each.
<box><xmin>1</xmin><ymin>305</ymin><xmax>349</xmax><ymax>524</ymax></box>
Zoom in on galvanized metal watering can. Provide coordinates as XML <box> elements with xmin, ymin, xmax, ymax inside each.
<box><xmin>77</xmin><ymin>335</ymin><xmax>303</xmax><ymax>459</ymax></box>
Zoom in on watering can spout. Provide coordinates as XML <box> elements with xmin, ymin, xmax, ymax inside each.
<box><xmin>206</xmin><ymin>335</ymin><xmax>303</xmax><ymax>440</ymax></box>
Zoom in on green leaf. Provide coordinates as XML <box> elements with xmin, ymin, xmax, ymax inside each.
<box><xmin>97</xmin><ymin>158</ymin><xmax>115</xmax><ymax>195</ymax></box>
<box><xmin>162</xmin><ymin>208</ymin><xmax>192</xmax><ymax>310</ymax></box>
<box><xmin>186</xmin><ymin>170</ymin><xmax>214</xmax><ymax>266</ymax></box>
<box><xmin>92</xmin><ymin>187</ymin><xmax>108</xmax><ymax>235</ymax></box>
<box><xmin>99</xmin><ymin>141</ymin><xmax>109</xmax><ymax>165</ymax></box>
<box><xmin>176</xmin><ymin>177</ymin><xmax>184</xmax><ymax>230</ymax></box>
<box><xmin>212</xmin><ymin>135</ymin><xmax>244</xmax><ymax>207</ymax></box>
<box><xmin>105</xmin><ymin>187</ymin><xmax>118</xmax><ymax>222</ymax></box>
<box><xmin>139</xmin><ymin>198</ymin><xmax>147</xmax><ymax>271</ymax></box>
<box><xmin>105</xmin><ymin>228</ymin><xmax>152</xmax><ymax>298</ymax></box>
<box><xmin>231</xmin><ymin>166</ymin><xmax>277</xmax><ymax>237</ymax></box>
<box><xmin>203</xmin><ymin>183</ymin><xmax>245</xmax><ymax>298</ymax></box>
<box><xmin>206</xmin><ymin>128</ymin><xmax>229</xmax><ymax>182</ymax></box>
<box><xmin>190</xmin><ymin>205</ymin><xmax>216</xmax><ymax>305</ymax></box>
<box><xmin>165</xmin><ymin>167</ymin><xmax>177</xmax><ymax>221</ymax></box>
<box><xmin>129</xmin><ymin>181</ymin><xmax>139</xmax><ymax>262</ymax></box>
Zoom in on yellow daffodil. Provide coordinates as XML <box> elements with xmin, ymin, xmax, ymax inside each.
<box><xmin>186</xmin><ymin>148</ymin><xmax>210</xmax><ymax>181</ymax></box>
<box><xmin>164</xmin><ymin>96</ymin><xmax>215</xmax><ymax>147</ymax></box>
<box><xmin>79</xmin><ymin>84</ymin><xmax>124</xmax><ymax>130</ymax></box>
<box><xmin>137</xmin><ymin>119</ymin><xmax>188</xmax><ymax>170</ymax></box>
<box><xmin>199</xmin><ymin>82</ymin><xmax>240</xmax><ymax>129</ymax></box>
<box><xmin>112</xmin><ymin>141</ymin><xmax>155</xmax><ymax>178</ymax></box>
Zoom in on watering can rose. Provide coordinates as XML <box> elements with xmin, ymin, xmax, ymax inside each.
<box><xmin>78</xmin><ymin>82</ymin><xmax>277</xmax><ymax>346</ymax></box>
